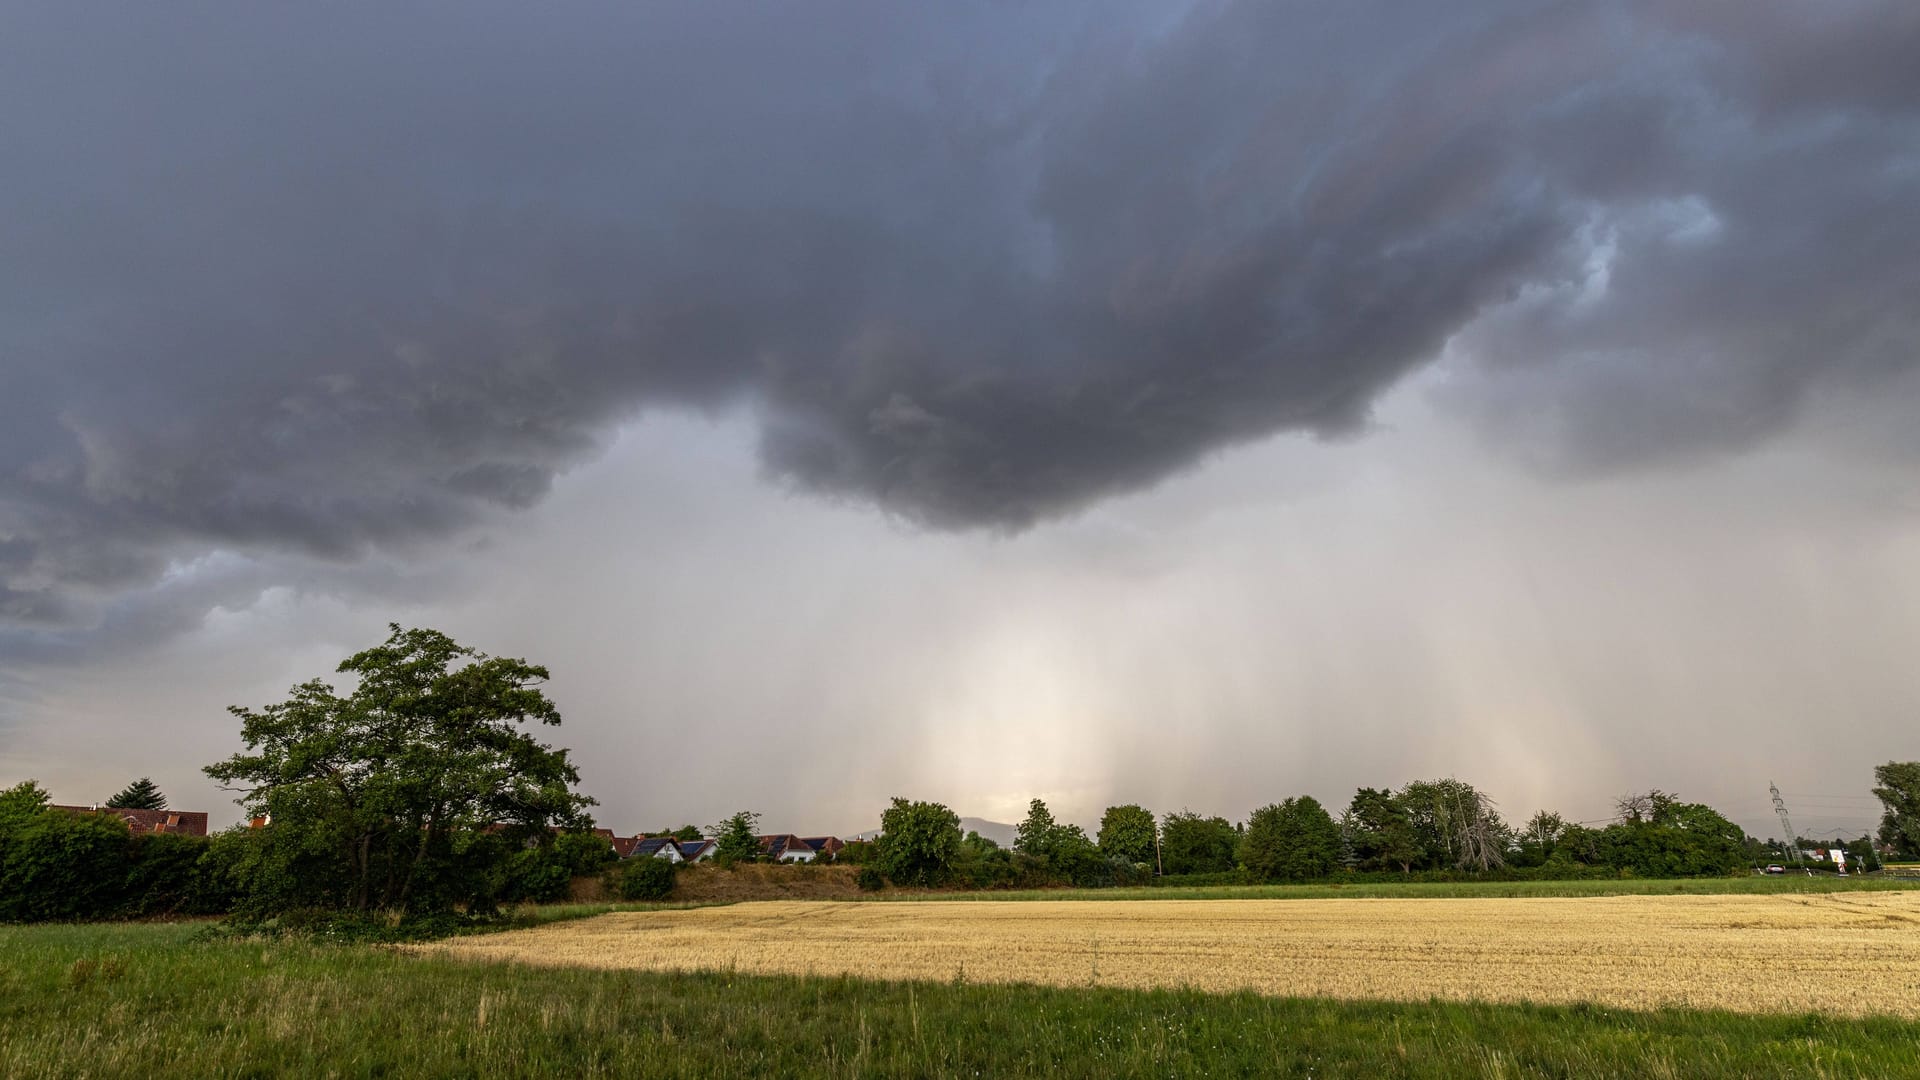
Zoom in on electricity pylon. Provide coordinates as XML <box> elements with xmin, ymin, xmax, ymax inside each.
<box><xmin>1770</xmin><ymin>782</ymin><xmax>1799</xmax><ymax>867</ymax></box>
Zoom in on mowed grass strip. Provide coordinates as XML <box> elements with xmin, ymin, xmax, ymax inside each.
<box><xmin>429</xmin><ymin>893</ymin><xmax>1920</xmax><ymax>1018</ymax></box>
<box><xmin>6</xmin><ymin>922</ymin><xmax>1920</xmax><ymax>1079</ymax></box>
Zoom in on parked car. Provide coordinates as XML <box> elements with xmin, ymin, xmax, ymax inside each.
<box><xmin>1764</xmin><ymin>864</ymin><xmax>1785</xmax><ymax>874</ymax></box>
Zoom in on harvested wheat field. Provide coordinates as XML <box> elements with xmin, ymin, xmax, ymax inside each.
<box><xmin>428</xmin><ymin>893</ymin><xmax>1920</xmax><ymax>1017</ymax></box>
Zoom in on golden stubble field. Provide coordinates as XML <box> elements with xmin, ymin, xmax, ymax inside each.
<box><xmin>426</xmin><ymin>894</ymin><xmax>1920</xmax><ymax>1017</ymax></box>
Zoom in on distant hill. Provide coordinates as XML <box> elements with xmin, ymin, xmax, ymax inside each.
<box><xmin>846</xmin><ymin>816</ymin><xmax>1017</xmax><ymax>847</ymax></box>
<box><xmin>959</xmin><ymin>817</ymin><xmax>1016</xmax><ymax>847</ymax></box>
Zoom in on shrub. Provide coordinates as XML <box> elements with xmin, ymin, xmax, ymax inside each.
<box><xmin>855</xmin><ymin>865</ymin><xmax>886</xmax><ymax>891</ymax></box>
<box><xmin>613</xmin><ymin>857</ymin><xmax>677</xmax><ymax>901</ymax></box>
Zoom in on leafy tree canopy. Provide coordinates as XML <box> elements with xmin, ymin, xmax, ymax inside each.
<box><xmin>1344</xmin><ymin>787</ymin><xmax>1422</xmax><ymax>874</ymax></box>
<box><xmin>1013</xmin><ymin>798</ymin><xmax>1060</xmax><ymax>858</ymax></box>
<box><xmin>1874</xmin><ymin>762</ymin><xmax>1920</xmax><ymax>858</ymax></box>
<box><xmin>1159</xmin><ymin>811</ymin><xmax>1239</xmax><ymax>875</ymax></box>
<box><xmin>713</xmin><ymin>811</ymin><xmax>762</xmax><ymax>866</ymax></box>
<box><xmin>1400</xmin><ymin>778</ymin><xmax>1508</xmax><ymax>872</ymax></box>
<box><xmin>106</xmin><ymin>777</ymin><xmax>167</xmax><ymax>811</ymax></box>
<box><xmin>1592</xmin><ymin>793</ymin><xmax>1745</xmax><ymax>876</ymax></box>
<box><xmin>203</xmin><ymin>624</ymin><xmax>595</xmax><ymax>914</ymax></box>
<box><xmin>0</xmin><ymin>780</ymin><xmax>50</xmax><ymax>820</ymax></box>
<box><xmin>1097</xmin><ymin>804</ymin><xmax>1158</xmax><ymax>865</ymax></box>
<box><xmin>875</xmin><ymin>797</ymin><xmax>961</xmax><ymax>887</ymax></box>
<box><xmin>1240</xmin><ymin>797</ymin><xmax>1342</xmax><ymax>882</ymax></box>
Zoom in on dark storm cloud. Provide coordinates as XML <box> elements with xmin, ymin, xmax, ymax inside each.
<box><xmin>2</xmin><ymin>1</ymin><xmax>1917</xmax><ymax>641</ymax></box>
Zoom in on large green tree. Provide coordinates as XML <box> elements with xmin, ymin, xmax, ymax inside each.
<box><xmin>1240</xmin><ymin>797</ymin><xmax>1342</xmax><ymax>882</ymax></box>
<box><xmin>712</xmin><ymin>811</ymin><xmax>762</xmax><ymax>866</ymax></box>
<box><xmin>1873</xmin><ymin>762</ymin><xmax>1920</xmax><ymax>858</ymax></box>
<box><xmin>1344</xmin><ymin>788</ymin><xmax>1421</xmax><ymax>874</ymax></box>
<box><xmin>1517</xmin><ymin>810</ymin><xmax>1568</xmax><ymax>867</ymax></box>
<box><xmin>106</xmin><ymin>777</ymin><xmax>167</xmax><ymax>811</ymax></box>
<box><xmin>1592</xmin><ymin>793</ymin><xmax>1745</xmax><ymax>876</ymax></box>
<box><xmin>1159</xmin><ymin>811</ymin><xmax>1240</xmax><ymax>875</ymax></box>
<box><xmin>1097</xmin><ymin>804</ymin><xmax>1158</xmax><ymax>865</ymax></box>
<box><xmin>204</xmin><ymin>625</ymin><xmax>595</xmax><ymax>914</ymax></box>
<box><xmin>1012</xmin><ymin>798</ymin><xmax>1106</xmax><ymax>883</ymax></box>
<box><xmin>1400</xmin><ymin>778</ymin><xmax>1509</xmax><ymax>872</ymax></box>
<box><xmin>875</xmin><ymin>797</ymin><xmax>962</xmax><ymax>886</ymax></box>
<box><xmin>1013</xmin><ymin>798</ymin><xmax>1060</xmax><ymax>858</ymax></box>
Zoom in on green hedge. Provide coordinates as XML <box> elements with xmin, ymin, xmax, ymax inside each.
<box><xmin>611</xmin><ymin>856</ymin><xmax>676</xmax><ymax>901</ymax></box>
<box><xmin>0</xmin><ymin>805</ymin><xmax>232</xmax><ymax>922</ymax></box>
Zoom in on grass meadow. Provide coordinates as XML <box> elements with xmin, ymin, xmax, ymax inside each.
<box><xmin>5</xmin><ymin>915</ymin><xmax>1920</xmax><ymax>1078</ymax></box>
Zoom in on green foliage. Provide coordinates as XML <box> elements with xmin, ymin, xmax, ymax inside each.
<box><xmin>203</xmin><ymin>625</ymin><xmax>596</xmax><ymax>915</ymax></box>
<box><xmin>855</xmin><ymin>864</ymin><xmax>886</xmax><ymax>891</ymax></box>
<box><xmin>1240</xmin><ymin>797</ymin><xmax>1342</xmax><ymax>882</ymax></box>
<box><xmin>210</xmin><ymin>907</ymin><xmax>515</xmax><ymax>944</ymax></box>
<box><xmin>834</xmin><ymin>839</ymin><xmax>876</xmax><ymax>865</ymax></box>
<box><xmin>1588</xmin><ymin>796</ymin><xmax>1747</xmax><ymax>877</ymax></box>
<box><xmin>1874</xmin><ymin>761</ymin><xmax>1920</xmax><ymax>858</ymax></box>
<box><xmin>948</xmin><ymin>830</ymin><xmax>1017</xmax><ymax>889</ymax></box>
<box><xmin>1096</xmin><ymin>804</ymin><xmax>1157</xmax><ymax>865</ymax></box>
<box><xmin>1344</xmin><ymin>788</ymin><xmax>1422</xmax><ymax>873</ymax></box>
<box><xmin>1045</xmin><ymin>825</ymin><xmax>1108</xmax><ymax>887</ymax></box>
<box><xmin>1007</xmin><ymin>799</ymin><xmax>1117</xmax><ymax>886</ymax></box>
<box><xmin>612</xmin><ymin>856</ymin><xmax>676</xmax><ymax>901</ymax></box>
<box><xmin>0</xmin><ymin>794</ymin><xmax>132</xmax><ymax>922</ymax></box>
<box><xmin>120</xmin><ymin>833</ymin><xmax>218</xmax><ymax>917</ymax></box>
<box><xmin>499</xmin><ymin>830</ymin><xmax>619</xmax><ymax>904</ymax></box>
<box><xmin>0</xmin><ymin>780</ymin><xmax>50</xmax><ymax>817</ymax></box>
<box><xmin>0</xmin><ymin>785</ymin><xmax>224</xmax><ymax>921</ymax></box>
<box><xmin>1513</xmin><ymin>809</ymin><xmax>1568</xmax><ymax>868</ymax></box>
<box><xmin>1159</xmin><ymin>811</ymin><xmax>1239</xmax><ymax>875</ymax></box>
<box><xmin>712</xmin><ymin>811</ymin><xmax>762</xmax><ymax>867</ymax></box>
<box><xmin>875</xmin><ymin>797</ymin><xmax>962</xmax><ymax>887</ymax></box>
<box><xmin>105</xmin><ymin>777</ymin><xmax>168</xmax><ymax>811</ymax></box>
<box><xmin>1013</xmin><ymin>798</ymin><xmax>1059</xmax><ymax>857</ymax></box>
<box><xmin>648</xmin><ymin>825</ymin><xmax>703</xmax><ymax>843</ymax></box>
<box><xmin>1400</xmin><ymin>779</ymin><xmax>1509</xmax><ymax>872</ymax></box>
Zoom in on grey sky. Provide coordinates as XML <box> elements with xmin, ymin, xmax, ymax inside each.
<box><xmin>2</xmin><ymin>2</ymin><xmax>1916</xmax><ymax>839</ymax></box>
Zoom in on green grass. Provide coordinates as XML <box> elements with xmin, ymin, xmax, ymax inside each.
<box><xmin>866</xmin><ymin>874</ymin><xmax>1920</xmax><ymax>903</ymax></box>
<box><xmin>4</xmin><ymin>921</ymin><xmax>1920</xmax><ymax>1078</ymax></box>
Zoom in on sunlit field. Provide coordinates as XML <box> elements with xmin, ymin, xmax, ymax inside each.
<box><xmin>431</xmin><ymin>893</ymin><xmax>1920</xmax><ymax>1018</ymax></box>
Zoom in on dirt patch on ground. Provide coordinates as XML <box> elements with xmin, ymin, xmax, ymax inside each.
<box><xmin>666</xmin><ymin>863</ymin><xmax>864</xmax><ymax>902</ymax></box>
<box><xmin>426</xmin><ymin>893</ymin><xmax>1920</xmax><ymax>1017</ymax></box>
<box><xmin>566</xmin><ymin>875</ymin><xmax>611</xmax><ymax>903</ymax></box>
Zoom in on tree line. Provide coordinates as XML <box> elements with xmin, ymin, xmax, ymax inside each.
<box><xmin>849</xmin><ymin>777</ymin><xmax>1878</xmax><ymax>891</ymax></box>
<box><xmin>4</xmin><ymin>625</ymin><xmax>1916</xmax><ymax>924</ymax></box>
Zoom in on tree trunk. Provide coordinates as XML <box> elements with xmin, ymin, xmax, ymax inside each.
<box><xmin>394</xmin><ymin>813</ymin><xmax>435</xmax><ymax>911</ymax></box>
<box><xmin>354</xmin><ymin>830</ymin><xmax>373</xmax><ymax>911</ymax></box>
